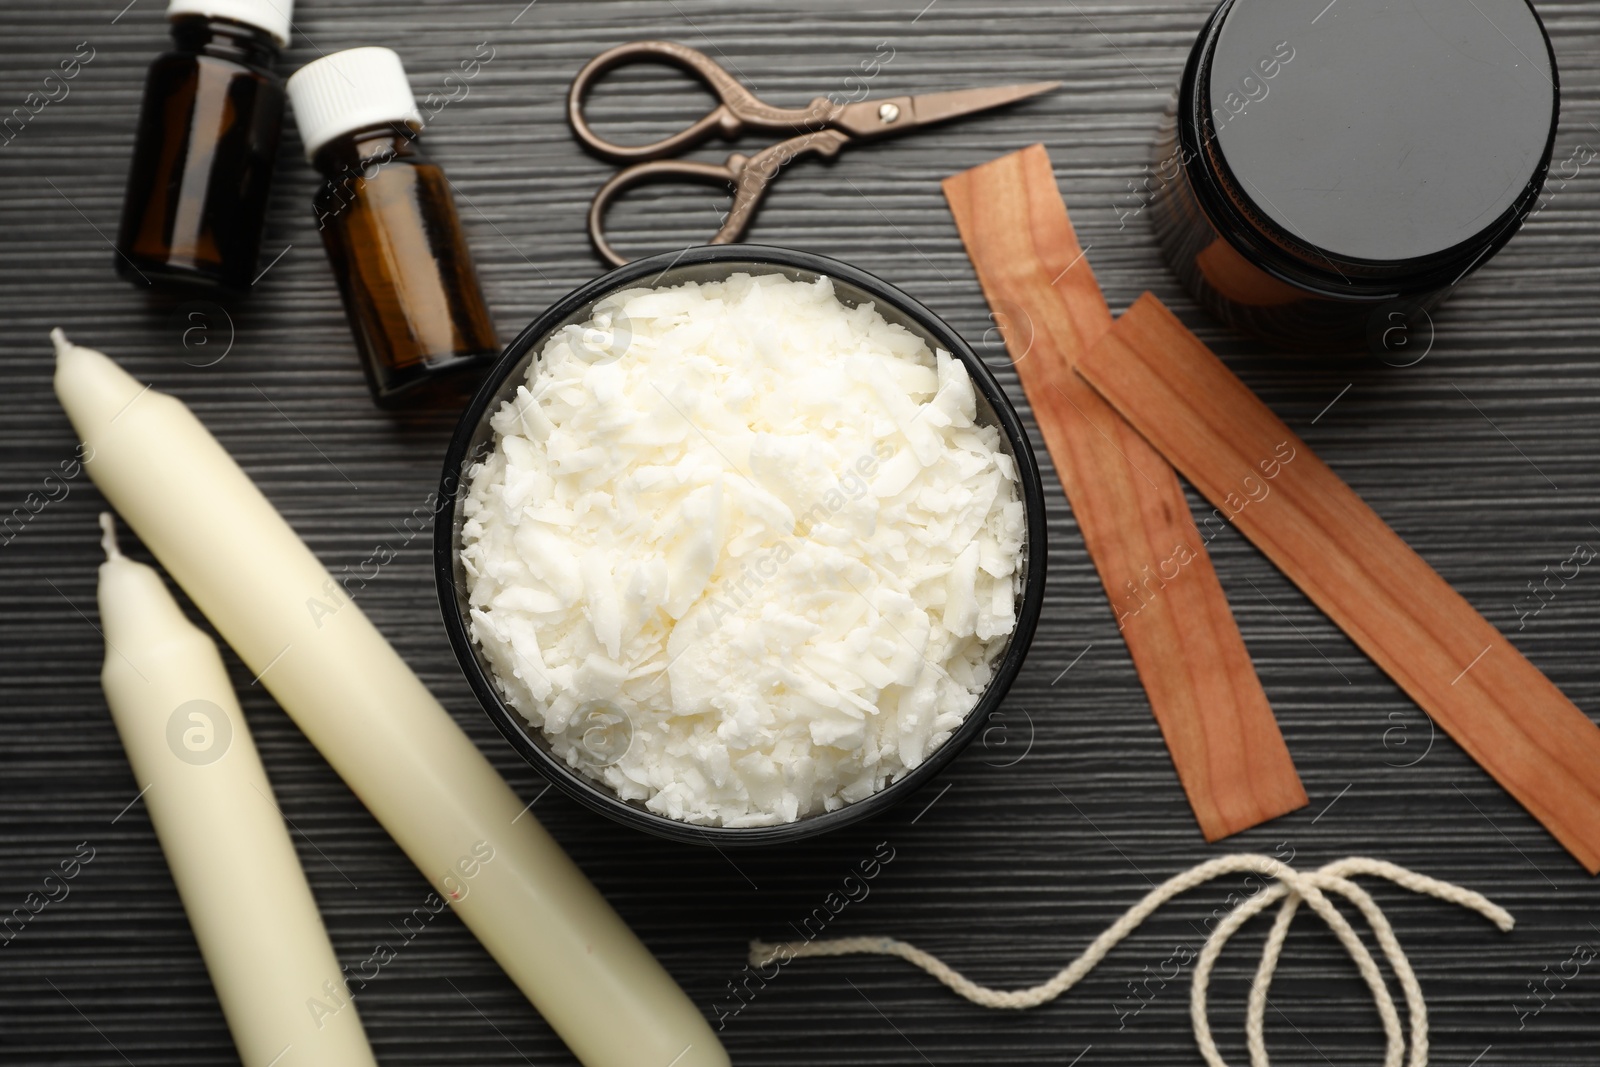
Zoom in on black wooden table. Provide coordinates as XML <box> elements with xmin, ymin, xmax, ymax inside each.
<box><xmin>4</xmin><ymin>1</ymin><xmax>1599</xmax><ymax>1064</ymax></box>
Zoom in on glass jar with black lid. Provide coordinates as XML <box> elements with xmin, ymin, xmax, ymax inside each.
<box><xmin>1152</xmin><ymin>0</ymin><xmax>1559</xmax><ymax>352</ymax></box>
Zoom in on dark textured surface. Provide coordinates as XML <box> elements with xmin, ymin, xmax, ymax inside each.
<box><xmin>3</xmin><ymin>1</ymin><xmax>1599</xmax><ymax>1064</ymax></box>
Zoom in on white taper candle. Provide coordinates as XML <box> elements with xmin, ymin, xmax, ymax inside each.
<box><xmin>56</xmin><ymin>331</ymin><xmax>728</xmax><ymax>1067</ymax></box>
<box><xmin>96</xmin><ymin>513</ymin><xmax>380</xmax><ymax>1067</ymax></box>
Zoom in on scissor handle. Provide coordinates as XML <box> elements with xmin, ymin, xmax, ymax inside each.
<box><xmin>568</xmin><ymin>41</ymin><xmax>835</xmax><ymax>162</ymax></box>
<box><xmin>587</xmin><ymin>130</ymin><xmax>850</xmax><ymax>266</ymax></box>
<box><xmin>587</xmin><ymin>158</ymin><xmax>754</xmax><ymax>267</ymax></box>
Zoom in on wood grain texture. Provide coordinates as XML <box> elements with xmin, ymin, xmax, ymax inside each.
<box><xmin>1078</xmin><ymin>294</ymin><xmax>1600</xmax><ymax>874</ymax></box>
<box><xmin>943</xmin><ymin>145</ymin><xmax>1305</xmax><ymax>841</ymax></box>
<box><xmin>4</xmin><ymin>1</ymin><xmax>1600</xmax><ymax>1065</ymax></box>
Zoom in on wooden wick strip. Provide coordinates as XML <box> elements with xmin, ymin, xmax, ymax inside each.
<box><xmin>1078</xmin><ymin>293</ymin><xmax>1600</xmax><ymax>874</ymax></box>
<box><xmin>943</xmin><ymin>145</ymin><xmax>1306</xmax><ymax>841</ymax></box>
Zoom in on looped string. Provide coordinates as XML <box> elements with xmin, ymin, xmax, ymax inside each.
<box><xmin>749</xmin><ymin>855</ymin><xmax>1512</xmax><ymax>1066</ymax></box>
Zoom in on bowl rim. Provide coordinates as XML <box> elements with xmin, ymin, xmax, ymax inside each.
<box><xmin>434</xmin><ymin>243</ymin><xmax>1048</xmax><ymax>846</ymax></box>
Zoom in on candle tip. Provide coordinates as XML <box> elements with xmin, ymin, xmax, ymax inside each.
<box><xmin>51</xmin><ymin>328</ymin><xmax>73</xmax><ymax>361</ymax></box>
<box><xmin>99</xmin><ymin>512</ymin><xmax>123</xmax><ymax>561</ymax></box>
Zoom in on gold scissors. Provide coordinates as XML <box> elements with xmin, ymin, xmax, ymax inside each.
<box><xmin>568</xmin><ymin>41</ymin><xmax>1059</xmax><ymax>265</ymax></box>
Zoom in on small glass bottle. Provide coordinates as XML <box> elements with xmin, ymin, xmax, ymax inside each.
<box><xmin>116</xmin><ymin>0</ymin><xmax>291</xmax><ymax>292</ymax></box>
<box><xmin>287</xmin><ymin>47</ymin><xmax>499</xmax><ymax>407</ymax></box>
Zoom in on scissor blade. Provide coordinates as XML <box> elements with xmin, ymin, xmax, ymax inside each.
<box><xmin>833</xmin><ymin>81</ymin><xmax>1059</xmax><ymax>141</ymax></box>
<box><xmin>905</xmin><ymin>81</ymin><xmax>1061</xmax><ymax>127</ymax></box>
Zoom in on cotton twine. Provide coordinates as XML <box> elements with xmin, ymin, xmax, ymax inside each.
<box><xmin>748</xmin><ymin>854</ymin><xmax>1513</xmax><ymax>1067</ymax></box>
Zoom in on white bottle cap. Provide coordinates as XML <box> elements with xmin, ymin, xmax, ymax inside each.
<box><xmin>166</xmin><ymin>0</ymin><xmax>292</xmax><ymax>48</ymax></box>
<box><xmin>286</xmin><ymin>47</ymin><xmax>423</xmax><ymax>162</ymax></box>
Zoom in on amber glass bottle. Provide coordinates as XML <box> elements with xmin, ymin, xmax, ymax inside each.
<box><xmin>116</xmin><ymin>0</ymin><xmax>290</xmax><ymax>292</ymax></box>
<box><xmin>287</xmin><ymin>48</ymin><xmax>498</xmax><ymax>407</ymax></box>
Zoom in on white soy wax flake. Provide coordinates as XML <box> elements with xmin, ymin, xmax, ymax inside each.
<box><xmin>460</xmin><ymin>273</ymin><xmax>1021</xmax><ymax>826</ymax></box>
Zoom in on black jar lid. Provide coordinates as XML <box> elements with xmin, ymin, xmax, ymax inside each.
<box><xmin>1183</xmin><ymin>0</ymin><xmax>1558</xmax><ymax>297</ymax></box>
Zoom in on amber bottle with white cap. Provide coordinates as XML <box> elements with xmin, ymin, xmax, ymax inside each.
<box><xmin>288</xmin><ymin>47</ymin><xmax>498</xmax><ymax>407</ymax></box>
<box><xmin>117</xmin><ymin>0</ymin><xmax>291</xmax><ymax>291</ymax></box>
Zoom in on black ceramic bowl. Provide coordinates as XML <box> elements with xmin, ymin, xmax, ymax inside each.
<box><xmin>435</xmin><ymin>245</ymin><xmax>1047</xmax><ymax>845</ymax></box>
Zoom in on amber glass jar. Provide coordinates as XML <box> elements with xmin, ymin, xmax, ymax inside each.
<box><xmin>288</xmin><ymin>48</ymin><xmax>498</xmax><ymax>407</ymax></box>
<box><xmin>116</xmin><ymin>1</ymin><xmax>290</xmax><ymax>292</ymax></box>
<box><xmin>1152</xmin><ymin>0</ymin><xmax>1558</xmax><ymax>352</ymax></box>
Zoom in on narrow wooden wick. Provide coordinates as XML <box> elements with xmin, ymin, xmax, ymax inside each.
<box><xmin>943</xmin><ymin>146</ymin><xmax>1306</xmax><ymax>841</ymax></box>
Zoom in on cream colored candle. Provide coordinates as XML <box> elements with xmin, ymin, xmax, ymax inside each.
<box><xmin>96</xmin><ymin>513</ymin><xmax>379</xmax><ymax>1067</ymax></box>
<box><xmin>55</xmin><ymin>331</ymin><xmax>728</xmax><ymax>1067</ymax></box>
